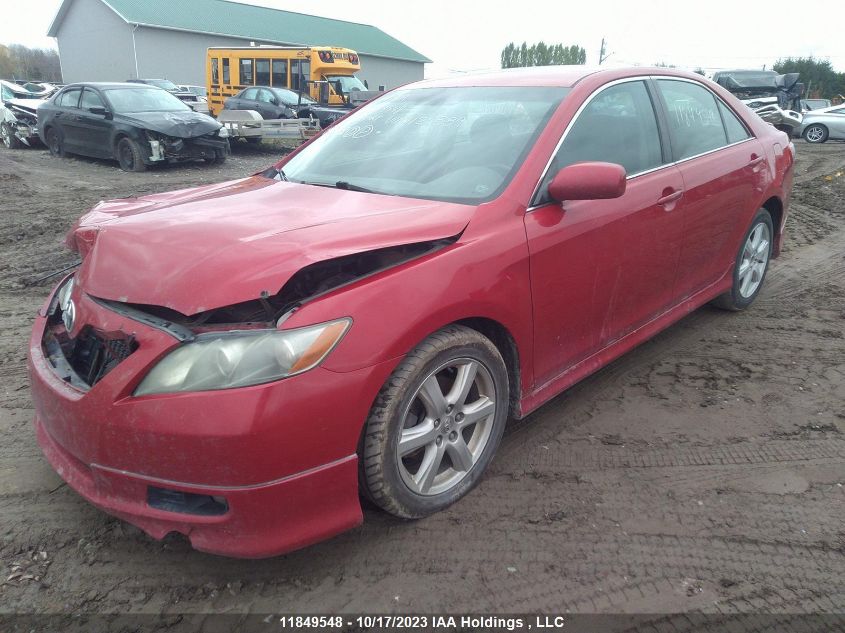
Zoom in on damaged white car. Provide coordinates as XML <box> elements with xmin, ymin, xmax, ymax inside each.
<box><xmin>1</xmin><ymin>79</ymin><xmax>46</xmax><ymax>149</ymax></box>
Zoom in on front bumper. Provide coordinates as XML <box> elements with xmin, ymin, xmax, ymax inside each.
<box><xmin>28</xmin><ymin>282</ymin><xmax>392</xmax><ymax>557</ymax></box>
<box><xmin>146</xmin><ymin>135</ymin><xmax>229</xmax><ymax>164</ymax></box>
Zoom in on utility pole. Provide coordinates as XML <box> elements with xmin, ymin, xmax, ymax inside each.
<box><xmin>599</xmin><ymin>38</ymin><xmax>610</xmax><ymax>65</ymax></box>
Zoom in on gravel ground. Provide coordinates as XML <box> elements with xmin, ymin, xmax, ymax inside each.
<box><xmin>0</xmin><ymin>140</ymin><xmax>843</xmax><ymax>628</ymax></box>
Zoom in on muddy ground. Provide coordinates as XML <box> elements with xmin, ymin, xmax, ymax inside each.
<box><xmin>0</xmin><ymin>140</ymin><xmax>843</xmax><ymax>628</ymax></box>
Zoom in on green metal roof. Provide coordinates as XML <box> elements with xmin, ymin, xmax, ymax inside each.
<box><xmin>50</xmin><ymin>0</ymin><xmax>430</xmax><ymax>63</ymax></box>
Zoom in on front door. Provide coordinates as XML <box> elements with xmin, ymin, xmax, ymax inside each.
<box><xmin>525</xmin><ymin>79</ymin><xmax>684</xmax><ymax>386</ymax></box>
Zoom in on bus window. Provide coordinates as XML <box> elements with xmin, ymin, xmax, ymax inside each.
<box><xmin>256</xmin><ymin>59</ymin><xmax>270</xmax><ymax>85</ymax></box>
<box><xmin>272</xmin><ymin>60</ymin><xmax>287</xmax><ymax>87</ymax></box>
<box><xmin>222</xmin><ymin>58</ymin><xmax>230</xmax><ymax>83</ymax></box>
<box><xmin>291</xmin><ymin>60</ymin><xmax>311</xmax><ymax>92</ymax></box>
<box><xmin>211</xmin><ymin>58</ymin><xmax>219</xmax><ymax>84</ymax></box>
<box><xmin>240</xmin><ymin>58</ymin><xmax>254</xmax><ymax>85</ymax></box>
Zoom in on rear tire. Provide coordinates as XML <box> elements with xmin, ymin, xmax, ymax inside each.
<box><xmin>116</xmin><ymin>137</ymin><xmax>147</xmax><ymax>172</ymax></box>
<box><xmin>712</xmin><ymin>209</ymin><xmax>774</xmax><ymax>311</ymax></box>
<box><xmin>1</xmin><ymin>123</ymin><xmax>22</xmax><ymax>149</ymax></box>
<box><xmin>803</xmin><ymin>124</ymin><xmax>828</xmax><ymax>143</ymax></box>
<box><xmin>360</xmin><ymin>325</ymin><xmax>509</xmax><ymax>519</ymax></box>
<box><xmin>44</xmin><ymin>127</ymin><xmax>65</xmax><ymax>157</ymax></box>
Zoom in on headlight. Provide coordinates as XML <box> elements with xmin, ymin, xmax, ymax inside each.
<box><xmin>217</xmin><ymin>126</ymin><xmax>229</xmax><ymax>138</ymax></box>
<box><xmin>134</xmin><ymin>318</ymin><xmax>350</xmax><ymax>396</ymax></box>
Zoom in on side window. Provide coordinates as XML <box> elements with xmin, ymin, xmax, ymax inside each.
<box><xmin>657</xmin><ymin>79</ymin><xmax>728</xmax><ymax>160</ymax></box>
<box><xmin>272</xmin><ymin>60</ymin><xmax>287</xmax><ymax>87</ymax></box>
<box><xmin>257</xmin><ymin>89</ymin><xmax>274</xmax><ymax>103</ymax></box>
<box><xmin>717</xmin><ymin>100</ymin><xmax>751</xmax><ymax>144</ymax></box>
<box><xmin>79</xmin><ymin>88</ymin><xmax>104</xmax><ymax>110</ymax></box>
<box><xmin>57</xmin><ymin>88</ymin><xmax>82</xmax><ymax>108</ymax></box>
<box><xmin>239</xmin><ymin>58</ymin><xmax>254</xmax><ymax>85</ymax></box>
<box><xmin>211</xmin><ymin>58</ymin><xmax>219</xmax><ymax>84</ymax></box>
<box><xmin>222</xmin><ymin>58</ymin><xmax>230</xmax><ymax>84</ymax></box>
<box><xmin>537</xmin><ymin>80</ymin><xmax>663</xmax><ymax>204</ymax></box>
<box><xmin>241</xmin><ymin>87</ymin><xmax>258</xmax><ymax>100</ymax></box>
<box><xmin>255</xmin><ymin>59</ymin><xmax>270</xmax><ymax>85</ymax></box>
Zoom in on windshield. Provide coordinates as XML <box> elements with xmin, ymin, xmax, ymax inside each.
<box><xmin>273</xmin><ymin>88</ymin><xmax>316</xmax><ymax>106</ymax></box>
<box><xmin>104</xmin><ymin>87</ymin><xmax>190</xmax><ymax>113</ymax></box>
<box><xmin>326</xmin><ymin>75</ymin><xmax>367</xmax><ymax>93</ymax></box>
<box><xmin>146</xmin><ymin>79</ymin><xmax>180</xmax><ymax>91</ymax></box>
<box><xmin>282</xmin><ymin>86</ymin><xmax>567</xmax><ymax>204</ymax></box>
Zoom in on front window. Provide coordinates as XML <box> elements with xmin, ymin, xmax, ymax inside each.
<box><xmin>272</xmin><ymin>87</ymin><xmax>315</xmax><ymax>106</ymax></box>
<box><xmin>103</xmin><ymin>88</ymin><xmax>190</xmax><ymax>113</ymax></box>
<box><xmin>282</xmin><ymin>86</ymin><xmax>567</xmax><ymax>204</ymax></box>
<box><xmin>326</xmin><ymin>75</ymin><xmax>367</xmax><ymax>94</ymax></box>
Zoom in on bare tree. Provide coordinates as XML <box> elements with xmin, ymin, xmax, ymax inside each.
<box><xmin>1</xmin><ymin>43</ymin><xmax>62</xmax><ymax>82</ymax></box>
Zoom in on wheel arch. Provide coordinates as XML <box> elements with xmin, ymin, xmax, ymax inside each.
<box><xmin>454</xmin><ymin>317</ymin><xmax>522</xmax><ymax>419</ymax></box>
<box><xmin>761</xmin><ymin>196</ymin><xmax>784</xmax><ymax>257</ymax></box>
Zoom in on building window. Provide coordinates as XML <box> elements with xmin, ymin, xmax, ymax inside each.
<box><xmin>211</xmin><ymin>58</ymin><xmax>219</xmax><ymax>84</ymax></box>
<box><xmin>255</xmin><ymin>59</ymin><xmax>270</xmax><ymax>86</ymax></box>
<box><xmin>240</xmin><ymin>58</ymin><xmax>254</xmax><ymax>85</ymax></box>
<box><xmin>272</xmin><ymin>60</ymin><xmax>287</xmax><ymax>87</ymax></box>
<box><xmin>222</xmin><ymin>58</ymin><xmax>230</xmax><ymax>84</ymax></box>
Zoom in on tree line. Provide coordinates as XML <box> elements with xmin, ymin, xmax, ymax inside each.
<box><xmin>0</xmin><ymin>44</ymin><xmax>62</xmax><ymax>82</ymax></box>
<box><xmin>501</xmin><ymin>42</ymin><xmax>586</xmax><ymax>69</ymax></box>
<box><xmin>773</xmin><ymin>57</ymin><xmax>845</xmax><ymax>100</ymax></box>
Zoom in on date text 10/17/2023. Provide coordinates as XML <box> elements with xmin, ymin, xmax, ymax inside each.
<box><xmin>277</xmin><ymin>615</ymin><xmax>568</xmax><ymax>630</ymax></box>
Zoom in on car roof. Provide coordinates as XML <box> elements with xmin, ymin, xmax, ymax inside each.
<box><xmin>60</xmin><ymin>82</ymin><xmax>156</xmax><ymax>90</ymax></box>
<box><xmin>406</xmin><ymin>66</ymin><xmax>712</xmax><ymax>89</ymax></box>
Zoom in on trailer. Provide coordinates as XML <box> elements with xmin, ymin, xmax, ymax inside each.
<box><xmin>216</xmin><ymin>109</ymin><xmax>321</xmax><ymax>144</ymax></box>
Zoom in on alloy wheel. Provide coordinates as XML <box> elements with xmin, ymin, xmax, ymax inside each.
<box><xmin>805</xmin><ymin>126</ymin><xmax>825</xmax><ymax>143</ymax></box>
<box><xmin>738</xmin><ymin>222</ymin><xmax>771</xmax><ymax>298</ymax></box>
<box><xmin>397</xmin><ymin>358</ymin><xmax>497</xmax><ymax>496</ymax></box>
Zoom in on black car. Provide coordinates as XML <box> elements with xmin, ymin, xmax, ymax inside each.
<box><xmin>223</xmin><ymin>86</ymin><xmax>351</xmax><ymax>127</ymax></box>
<box><xmin>37</xmin><ymin>83</ymin><xmax>230</xmax><ymax>172</ymax></box>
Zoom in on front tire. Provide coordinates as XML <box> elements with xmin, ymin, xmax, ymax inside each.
<box><xmin>116</xmin><ymin>137</ymin><xmax>147</xmax><ymax>172</ymax></box>
<box><xmin>203</xmin><ymin>149</ymin><xmax>227</xmax><ymax>165</ymax></box>
<box><xmin>803</xmin><ymin>124</ymin><xmax>828</xmax><ymax>143</ymax></box>
<box><xmin>360</xmin><ymin>325</ymin><xmax>509</xmax><ymax>519</ymax></box>
<box><xmin>713</xmin><ymin>209</ymin><xmax>774</xmax><ymax>311</ymax></box>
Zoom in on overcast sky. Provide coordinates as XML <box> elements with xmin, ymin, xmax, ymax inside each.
<box><xmin>4</xmin><ymin>0</ymin><xmax>844</xmax><ymax>77</ymax></box>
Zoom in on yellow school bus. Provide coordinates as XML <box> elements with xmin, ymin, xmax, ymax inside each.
<box><xmin>206</xmin><ymin>46</ymin><xmax>366</xmax><ymax>116</ymax></box>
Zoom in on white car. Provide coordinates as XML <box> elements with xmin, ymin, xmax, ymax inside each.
<box><xmin>799</xmin><ymin>104</ymin><xmax>845</xmax><ymax>143</ymax></box>
<box><xmin>0</xmin><ymin>79</ymin><xmax>46</xmax><ymax>148</ymax></box>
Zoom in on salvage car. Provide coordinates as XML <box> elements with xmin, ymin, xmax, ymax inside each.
<box><xmin>798</xmin><ymin>104</ymin><xmax>845</xmax><ymax>143</ymax></box>
<box><xmin>223</xmin><ymin>86</ymin><xmax>350</xmax><ymax>127</ymax></box>
<box><xmin>1</xmin><ymin>79</ymin><xmax>45</xmax><ymax>148</ymax></box>
<box><xmin>29</xmin><ymin>67</ymin><xmax>794</xmax><ymax>558</ymax></box>
<box><xmin>713</xmin><ymin>69</ymin><xmax>803</xmax><ymax>135</ymax></box>
<box><xmin>38</xmin><ymin>83</ymin><xmax>229</xmax><ymax>171</ymax></box>
<box><xmin>800</xmin><ymin>98</ymin><xmax>832</xmax><ymax>113</ymax></box>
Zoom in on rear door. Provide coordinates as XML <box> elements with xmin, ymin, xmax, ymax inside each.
<box><xmin>525</xmin><ymin>79</ymin><xmax>684</xmax><ymax>385</ymax></box>
<box><xmin>827</xmin><ymin>107</ymin><xmax>845</xmax><ymax>137</ymax></box>
<box><xmin>654</xmin><ymin>78</ymin><xmax>765</xmax><ymax>298</ymax></box>
<box><xmin>51</xmin><ymin>87</ymin><xmax>83</xmax><ymax>150</ymax></box>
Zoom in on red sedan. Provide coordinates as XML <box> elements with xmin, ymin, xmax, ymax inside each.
<box><xmin>29</xmin><ymin>67</ymin><xmax>794</xmax><ymax>557</ymax></box>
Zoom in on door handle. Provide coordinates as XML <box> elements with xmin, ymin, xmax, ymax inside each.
<box><xmin>657</xmin><ymin>190</ymin><xmax>684</xmax><ymax>206</ymax></box>
<box><xmin>748</xmin><ymin>153</ymin><xmax>764</xmax><ymax>167</ymax></box>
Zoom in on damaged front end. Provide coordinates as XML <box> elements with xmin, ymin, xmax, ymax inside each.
<box><xmin>713</xmin><ymin>70</ymin><xmax>804</xmax><ymax>135</ymax></box>
<box><xmin>144</xmin><ymin>128</ymin><xmax>230</xmax><ymax>163</ymax></box>
<box><xmin>1</xmin><ymin>99</ymin><xmax>43</xmax><ymax>149</ymax></box>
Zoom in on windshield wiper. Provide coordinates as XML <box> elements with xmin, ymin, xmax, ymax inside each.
<box><xmin>334</xmin><ymin>181</ymin><xmax>376</xmax><ymax>194</ymax></box>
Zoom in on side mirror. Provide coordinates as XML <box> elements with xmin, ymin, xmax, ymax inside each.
<box><xmin>548</xmin><ymin>162</ymin><xmax>626</xmax><ymax>202</ymax></box>
<box><xmin>269</xmin><ymin>97</ymin><xmax>278</xmax><ymax>105</ymax></box>
<box><xmin>89</xmin><ymin>106</ymin><xmax>110</xmax><ymax>117</ymax></box>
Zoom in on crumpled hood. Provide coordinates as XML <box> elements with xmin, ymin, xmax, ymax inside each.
<box><xmin>69</xmin><ymin>176</ymin><xmax>474</xmax><ymax>315</ymax></box>
<box><xmin>5</xmin><ymin>98</ymin><xmax>45</xmax><ymax>115</ymax></box>
<box><xmin>115</xmin><ymin>110</ymin><xmax>221</xmax><ymax>138</ymax></box>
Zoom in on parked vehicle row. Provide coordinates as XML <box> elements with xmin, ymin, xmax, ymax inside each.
<box><xmin>29</xmin><ymin>67</ymin><xmax>795</xmax><ymax>558</ymax></box>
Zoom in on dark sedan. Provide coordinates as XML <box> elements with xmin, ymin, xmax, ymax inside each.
<box><xmin>223</xmin><ymin>86</ymin><xmax>351</xmax><ymax>127</ymax></box>
<box><xmin>37</xmin><ymin>83</ymin><xmax>230</xmax><ymax>172</ymax></box>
